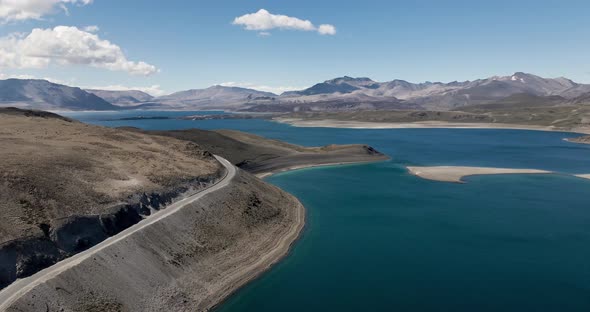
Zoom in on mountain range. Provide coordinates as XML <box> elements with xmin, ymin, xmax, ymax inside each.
<box><xmin>1</xmin><ymin>73</ymin><xmax>589</xmax><ymax>112</ymax></box>
<box><xmin>155</xmin><ymin>85</ymin><xmax>277</xmax><ymax>109</ymax></box>
<box><xmin>262</xmin><ymin>73</ymin><xmax>590</xmax><ymax>112</ymax></box>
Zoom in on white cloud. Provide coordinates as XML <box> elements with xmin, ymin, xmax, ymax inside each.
<box><xmin>318</xmin><ymin>24</ymin><xmax>336</xmax><ymax>35</ymax></box>
<box><xmin>0</xmin><ymin>71</ymin><xmax>166</xmax><ymax>96</ymax></box>
<box><xmin>0</xmin><ymin>0</ymin><xmax>92</xmax><ymax>23</ymax></box>
<box><xmin>0</xmin><ymin>73</ymin><xmax>73</xmax><ymax>85</ymax></box>
<box><xmin>0</xmin><ymin>73</ymin><xmax>36</xmax><ymax>80</ymax></box>
<box><xmin>84</xmin><ymin>84</ymin><xmax>166</xmax><ymax>96</ymax></box>
<box><xmin>0</xmin><ymin>26</ymin><xmax>158</xmax><ymax>76</ymax></box>
<box><xmin>220</xmin><ymin>82</ymin><xmax>304</xmax><ymax>95</ymax></box>
<box><xmin>233</xmin><ymin>9</ymin><xmax>336</xmax><ymax>36</ymax></box>
<box><xmin>83</xmin><ymin>25</ymin><xmax>99</xmax><ymax>32</ymax></box>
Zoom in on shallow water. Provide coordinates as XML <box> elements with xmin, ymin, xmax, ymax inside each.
<box><xmin>65</xmin><ymin>111</ymin><xmax>590</xmax><ymax>311</ymax></box>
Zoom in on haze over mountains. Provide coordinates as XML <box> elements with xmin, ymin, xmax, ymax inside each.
<box><xmin>0</xmin><ymin>79</ymin><xmax>120</xmax><ymax>111</ymax></box>
<box><xmin>1</xmin><ymin>73</ymin><xmax>590</xmax><ymax>112</ymax></box>
<box><xmin>85</xmin><ymin>89</ymin><xmax>154</xmax><ymax>106</ymax></box>
<box><xmin>156</xmin><ymin>85</ymin><xmax>277</xmax><ymax>109</ymax></box>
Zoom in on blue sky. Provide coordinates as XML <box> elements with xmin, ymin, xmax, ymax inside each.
<box><xmin>0</xmin><ymin>0</ymin><xmax>589</xmax><ymax>95</ymax></box>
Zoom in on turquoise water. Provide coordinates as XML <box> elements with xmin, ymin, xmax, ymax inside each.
<box><xmin>65</xmin><ymin>111</ymin><xmax>590</xmax><ymax>311</ymax></box>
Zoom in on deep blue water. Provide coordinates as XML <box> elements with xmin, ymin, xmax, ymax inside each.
<box><xmin>64</xmin><ymin>111</ymin><xmax>590</xmax><ymax>311</ymax></box>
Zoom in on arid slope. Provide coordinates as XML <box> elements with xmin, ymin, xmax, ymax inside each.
<box><xmin>0</xmin><ymin>108</ymin><xmax>224</xmax><ymax>289</ymax></box>
<box><xmin>0</xmin><ymin>108</ymin><xmax>221</xmax><ymax>242</ymax></box>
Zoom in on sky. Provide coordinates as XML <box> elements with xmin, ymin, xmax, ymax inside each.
<box><xmin>0</xmin><ymin>0</ymin><xmax>589</xmax><ymax>96</ymax></box>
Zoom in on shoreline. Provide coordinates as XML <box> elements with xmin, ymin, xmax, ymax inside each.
<box><xmin>212</xmin><ymin>162</ymin><xmax>590</xmax><ymax>311</ymax></box>
<box><xmin>255</xmin><ymin>158</ymin><xmax>389</xmax><ymax>179</ymax></box>
<box><xmin>275</xmin><ymin>118</ymin><xmax>590</xmax><ymax>135</ymax></box>
<box><xmin>210</xmin><ymin>158</ymin><xmax>387</xmax><ymax>311</ymax></box>
<box><xmin>206</xmin><ymin>195</ymin><xmax>306</xmax><ymax>312</ymax></box>
<box><xmin>1</xmin><ymin>161</ymin><xmax>306</xmax><ymax>312</ymax></box>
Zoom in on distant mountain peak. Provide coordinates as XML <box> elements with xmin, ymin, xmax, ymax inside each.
<box><xmin>0</xmin><ymin>79</ymin><xmax>121</xmax><ymax>111</ymax></box>
<box><xmin>326</xmin><ymin>76</ymin><xmax>375</xmax><ymax>84</ymax></box>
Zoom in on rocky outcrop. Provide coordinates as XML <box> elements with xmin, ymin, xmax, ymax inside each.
<box><xmin>0</xmin><ymin>236</ymin><xmax>63</xmax><ymax>289</ymax></box>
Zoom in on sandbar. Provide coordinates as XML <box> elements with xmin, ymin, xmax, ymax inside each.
<box><xmin>575</xmin><ymin>174</ymin><xmax>590</xmax><ymax>180</ymax></box>
<box><xmin>407</xmin><ymin>166</ymin><xmax>552</xmax><ymax>183</ymax></box>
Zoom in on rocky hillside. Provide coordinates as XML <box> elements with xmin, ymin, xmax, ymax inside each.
<box><xmin>6</xmin><ymin>169</ymin><xmax>304</xmax><ymax>312</ymax></box>
<box><xmin>0</xmin><ymin>108</ymin><xmax>223</xmax><ymax>288</ymax></box>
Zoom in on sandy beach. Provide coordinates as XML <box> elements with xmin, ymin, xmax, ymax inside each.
<box><xmin>575</xmin><ymin>174</ymin><xmax>590</xmax><ymax>180</ymax></box>
<box><xmin>406</xmin><ymin>166</ymin><xmax>552</xmax><ymax>183</ymax></box>
<box><xmin>276</xmin><ymin>118</ymin><xmax>590</xmax><ymax>135</ymax></box>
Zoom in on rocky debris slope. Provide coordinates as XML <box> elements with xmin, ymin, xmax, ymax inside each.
<box><xmin>6</xmin><ymin>169</ymin><xmax>304</xmax><ymax>312</ymax></box>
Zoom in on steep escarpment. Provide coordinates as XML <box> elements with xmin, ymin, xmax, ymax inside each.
<box><xmin>0</xmin><ymin>108</ymin><xmax>223</xmax><ymax>289</ymax></box>
<box><xmin>6</xmin><ymin>169</ymin><xmax>304</xmax><ymax>312</ymax></box>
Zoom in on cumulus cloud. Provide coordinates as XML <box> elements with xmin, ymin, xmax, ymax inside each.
<box><xmin>0</xmin><ymin>26</ymin><xmax>158</xmax><ymax>76</ymax></box>
<box><xmin>85</xmin><ymin>84</ymin><xmax>166</xmax><ymax>96</ymax></box>
<box><xmin>318</xmin><ymin>24</ymin><xmax>336</xmax><ymax>35</ymax></box>
<box><xmin>233</xmin><ymin>9</ymin><xmax>336</xmax><ymax>36</ymax></box>
<box><xmin>0</xmin><ymin>73</ymin><xmax>36</xmax><ymax>80</ymax></box>
<box><xmin>83</xmin><ymin>25</ymin><xmax>99</xmax><ymax>32</ymax></box>
<box><xmin>0</xmin><ymin>73</ymin><xmax>73</xmax><ymax>85</ymax></box>
<box><xmin>0</xmin><ymin>72</ymin><xmax>166</xmax><ymax>96</ymax></box>
<box><xmin>220</xmin><ymin>82</ymin><xmax>304</xmax><ymax>95</ymax></box>
<box><xmin>0</xmin><ymin>0</ymin><xmax>93</xmax><ymax>23</ymax></box>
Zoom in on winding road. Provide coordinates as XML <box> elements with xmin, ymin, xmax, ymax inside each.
<box><xmin>0</xmin><ymin>155</ymin><xmax>236</xmax><ymax>311</ymax></box>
